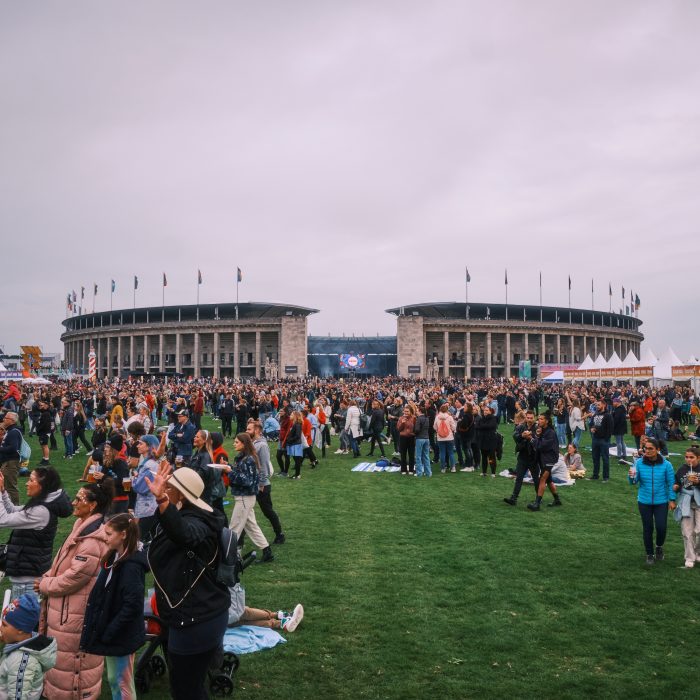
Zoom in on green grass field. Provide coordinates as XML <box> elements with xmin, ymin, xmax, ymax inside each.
<box><xmin>7</xmin><ymin>418</ymin><xmax>698</xmax><ymax>700</ymax></box>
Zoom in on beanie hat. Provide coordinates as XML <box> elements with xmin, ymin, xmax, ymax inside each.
<box><xmin>109</xmin><ymin>434</ymin><xmax>124</xmax><ymax>451</ymax></box>
<box><xmin>4</xmin><ymin>592</ymin><xmax>40</xmax><ymax>633</ymax></box>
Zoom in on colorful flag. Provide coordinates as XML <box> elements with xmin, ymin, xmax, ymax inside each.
<box><xmin>163</xmin><ymin>273</ymin><xmax>167</xmax><ymax>287</ymax></box>
<box><xmin>635</xmin><ymin>294</ymin><xmax>640</xmax><ymax>310</ymax></box>
<box><xmin>66</xmin><ymin>294</ymin><xmax>72</xmax><ymax>310</ymax></box>
<box><xmin>198</xmin><ymin>269</ymin><xmax>202</xmax><ymax>285</ymax></box>
<box><xmin>465</xmin><ymin>267</ymin><xmax>471</xmax><ymax>283</ymax></box>
<box><xmin>134</xmin><ymin>276</ymin><xmax>138</xmax><ymax>290</ymax></box>
<box><xmin>237</xmin><ymin>267</ymin><xmax>242</xmax><ymax>283</ymax></box>
<box><xmin>111</xmin><ymin>280</ymin><xmax>116</xmax><ymax>293</ymax></box>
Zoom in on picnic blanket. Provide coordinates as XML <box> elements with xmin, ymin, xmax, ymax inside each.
<box><xmin>223</xmin><ymin>626</ymin><xmax>286</xmax><ymax>654</ymax></box>
<box><xmin>351</xmin><ymin>462</ymin><xmax>401</xmax><ymax>473</ymax></box>
<box><xmin>498</xmin><ymin>469</ymin><xmax>575</xmax><ymax>486</ymax></box>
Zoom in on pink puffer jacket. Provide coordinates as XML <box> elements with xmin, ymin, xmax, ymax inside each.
<box><xmin>38</xmin><ymin>514</ymin><xmax>108</xmax><ymax>700</ymax></box>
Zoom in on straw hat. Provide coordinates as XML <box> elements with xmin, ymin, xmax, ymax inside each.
<box><xmin>168</xmin><ymin>467</ymin><xmax>212</xmax><ymax>512</ymax></box>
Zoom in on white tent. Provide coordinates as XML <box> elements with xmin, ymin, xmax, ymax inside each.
<box><xmin>578</xmin><ymin>354</ymin><xmax>594</xmax><ymax>370</ymax></box>
<box><xmin>621</xmin><ymin>351</ymin><xmax>639</xmax><ymax>368</ymax></box>
<box><xmin>606</xmin><ymin>351</ymin><xmax>622</xmax><ymax>369</ymax></box>
<box><xmin>21</xmin><ymin>377</ymin><xmax>51</xmax><ymax>385</ymax></box>
<box><xmin>639</xmin><ymin>347</ymin><xmax>658</xmax><ymax>367</ymax></box>
<box><xmin>687</xmin><ymin>355</ymin><xmax>700</xmax><ymax>364</ymax></box>
<box><xmin>592</xmin><ymin>353</ymin><xmax>608</xmax><ymax>369</ymax></box>
<box><xmin>0</xmin><ymin>361</ymin><xmax>7</xmax><ymax>372</ymax></box>
<box><xmin>541</xmin><ymin>370</ymin><xmax>564</xmax><ymax>383</ymax></box>
<box><xmin>654</xmin><ymin>347</ymin><xmax>683</xmax><ymax>383</ymax></box>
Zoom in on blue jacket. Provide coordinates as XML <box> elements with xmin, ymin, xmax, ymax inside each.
<box><xmin>170</xmin><ymin>421</ymin><xmax>196</xmax><ymax>457</ymax></box>
<box><xmin>628</xmin><ymin>456</ymin><xmax>676</xmax><ymax>505</ymax></box>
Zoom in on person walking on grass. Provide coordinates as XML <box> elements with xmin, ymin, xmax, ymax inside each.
<box><xmin>672</xmin><ymin>446</ymin><xmax>700</xmax><ymax>569</ymax></box>
<box><xmin>504</xmin><ymin>410</ymin><xmax>540</xmax><ymax>507</ymax></box>
<box><xmin>527</xmin><ymin>411</ymin><xmax>562</xmax><ymax>511</ymax></box>
<box><xmin>628</xmin><ymin>437</ymin><xmax>676</xmax><ymax>565</ymax></box>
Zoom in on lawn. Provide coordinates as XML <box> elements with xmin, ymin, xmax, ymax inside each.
<box><xmin>6</xmin><ymin>418</ymin><xmax>697</xmax><ymax>700</ymax></box>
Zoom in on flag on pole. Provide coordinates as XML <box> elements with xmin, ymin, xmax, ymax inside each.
<box><xmin>539</xmin><ymin>271</ymin><xmax>542</xmax><ymax>287</ymax></box>
<box><xmin>134</xmin><ymin>276</ymin><xmax>139</xmax><ymax>290</ymax></box>
<box><xmin>505</xmin><ymin>269</ymin><xmax>508</xmax><ymax>285</ymax></box>
<box><xmin>465</xmin><ymin>267</ymin><xmax>471</xmax><ymax>283</ymax></box>
<box><xmin>568</xmin><ymin>275</ymin><xmax>571</xmax><ymax>290</ymax></box>
<box><xmin>237</xmin><ymin>267</ymin><xmax>242</xmax><ymax>283</ymax></box>
<box><xmin>163</xmin><ymin>273</ymin><xmax>167</xmax><ymax>287</ymax></box>
<box><xmin>93</xmin><ymin>283</ymin><xmax>98</xmax><ymax>295</ymax></box>
<box><xmin>608</xmin><ymin>283</ymin><xmax>612</xmax><ymax>296</ymax></box>
<box><xmin>81</xmin><ymin>286</ymin><xmax>85</xmax><ymax>300</ymax></box>
<box><xmin>72</xmin><ymin>290</ymin><xmax>77</xmax><ymax>303</ymax></box>
<box><xmin>111</xmin><ymin>280</ymin><xmax>116</xmax><ymax>293</ymax></box>
<box><xmin>635</xmin><ymin>294</ymin><xmax>640</xmax><ymax>310</ymax></box>
<box><xmin>198</xmin><ymin>269</ymin><xmax>202</xmax><ymax>285</ymax></box>
<box><xmin>66</xmin><ymin>294</ymin><xmax>72</xmax><ymax>310</ymax></box>
<box><xmin>591</xmin><ymin>279</ymin><xmax>594</xmax><ymax>293</ymax></box>
<box><xmin>622</xmin><ymin>285</ymin><xmax>625</xmax><ymax>299</ymax></box>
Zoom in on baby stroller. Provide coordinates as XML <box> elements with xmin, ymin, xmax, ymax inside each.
<box><xmin>135</xmin><ymin>548</ymin><xmax>257</xmax><ymax>697</ymax></box>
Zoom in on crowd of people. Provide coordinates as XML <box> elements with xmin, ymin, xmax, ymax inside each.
<box><xmin>0</xmin><ymin>374</ymin><xmax>697</xmax><ymax>697</ymax></box>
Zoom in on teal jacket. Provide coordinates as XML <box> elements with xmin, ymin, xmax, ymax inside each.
<box><xmin>628</xmin><ymin>456</ymin><xmax>676</xmax><ymax>505</ymax></box>
<box><xmin>0</xmin><ymin>633</ymin><xmax>56</xmax><ymax>700</ymax></box>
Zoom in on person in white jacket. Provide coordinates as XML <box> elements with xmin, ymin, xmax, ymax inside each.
<box><xmin>344</xmin><ymin>401</ymin><xmax>362</xmax><ymax>458</ymax></box>
<box><xmin>433</xmin><ymin>404</ymin><xmax>457</xmax><ymax>473</ymax></box>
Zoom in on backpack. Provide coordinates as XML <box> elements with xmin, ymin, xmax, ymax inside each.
<box><xmin>19</xmin><ymin>438</ymin><xmax>31</xmax><ymax>464</ymax></box>
<box><xmin>437</xmin><ymin>418</ymin><xmax>451</xmax><ymax>439</ymax></box>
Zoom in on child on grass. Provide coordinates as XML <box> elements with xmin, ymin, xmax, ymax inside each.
<box><xmin>0</xmin><ymin>592</ymin><xmax>57</xmax><ymax>700</ymax></box>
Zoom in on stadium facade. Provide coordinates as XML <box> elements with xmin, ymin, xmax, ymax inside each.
<box><xmin>61</xmin><ymin>301</ymin><xmax>642</xmax><ymax>379</ymax></box>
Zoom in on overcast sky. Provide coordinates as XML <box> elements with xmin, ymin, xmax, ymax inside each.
<box><xmin>1</xmin><ymin>1</ymin><xmax>699</xmax><ymax>360</ymax></box>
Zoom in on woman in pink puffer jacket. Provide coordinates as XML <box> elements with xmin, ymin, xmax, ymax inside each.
<box><xmin>37</xmin><ymin>481</ymin><xmax>112</xmax><ymax>700</ymax></box>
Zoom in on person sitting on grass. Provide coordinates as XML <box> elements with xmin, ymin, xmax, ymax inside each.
<box><xmin>667</xmin><ymin>419</ymin><xmax>687</xmax><ymax>442</ymax></box>
<box><xmin>563</xmin><ymin>444</ymin><xmax>586</xmax><ymax>479</ymax></box>
<box><xmin>230</xmin><ymin>603</ymin><xmax>304</xmax><ymax>633</ymax></box>
<box><xmin>0</xmin><ymin>592</ymin><xmax>56</xmax><ymax>697</ymax></box>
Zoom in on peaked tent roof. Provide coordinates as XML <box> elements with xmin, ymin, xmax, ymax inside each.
<box><xmin>654</xmin><ymin>347</ymin><xmax>683</xmax><ymax>380</ymax></box>
<box><xmin>592</xmin><ymin>353</ymin><xmax>608</xmax><ymax>369</ymax></box>
<box><xmin>622</xmin><ymin>351</ymin><xmax>640</xmax><ymax>368</ymax></box>
<box><xmin>578</xmin><ymin>354</ymin><xmax>594</xmax><ymax>370</ymax></box>
<box><xmin>639</xmin><ymin>347</ymin><xmax>658</xmax><ymax>366</ymax></box>
<box><xmin>606</xmin><ymin>351</ymin><xmax>623</xmax><ymax>369</ymax></box>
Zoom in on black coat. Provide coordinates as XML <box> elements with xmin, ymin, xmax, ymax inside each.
<box><xmin>612</xmin><ymin>405</ymin><xmax>628</xmax><ymax>435</ymax></box>
<box><xmin>80</xmin><ymin>549</ymin><xmax>148</xmax><ymax>656</ymax></box>
<box><xmin>532</xmin><ymin>426</ymin><xmax>559</xmax><ymax>467</ymax></box>
<box><xmin>475</xmin><ymin>414</ymin><xmax>499</xmax><ymax>451</ymax></box>
<box><xmin>147</xmin><ymin>502</ymin><xmax>230</xmax><ymax>629</ymax></box>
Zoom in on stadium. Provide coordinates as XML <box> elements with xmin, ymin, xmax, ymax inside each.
<box><xmin>61</xmin><ymin>301</ymin><xmax>643</xmax><ymax>380</ymax></box>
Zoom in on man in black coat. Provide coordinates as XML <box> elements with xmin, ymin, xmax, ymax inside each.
<box><xmin>611</xmin><ymin>396</ymin><xmax>628</xmax><ymax>462</ymax></box>
<box><xmin>504</xmin><ymin>410</ymin><xmax>540</xmax><ymax>506</ymax></box>
<box><xmin>589</xmin><ymin>400</ymin><xmax>614</xmax><ymax>481</ymax></box>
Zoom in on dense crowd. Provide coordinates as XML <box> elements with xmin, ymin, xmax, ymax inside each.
<box><xmin>0</xmin><ymin>375</ymin><xmax>698</xmax><ymax>698</ymax></box>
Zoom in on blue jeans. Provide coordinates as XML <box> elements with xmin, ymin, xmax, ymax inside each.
<box><xmin>415</xmin><ymin>439</ymin><xmax>431</xmax><ymax>476</ymax></box>
<box><xmin>591</xmin><ymin>436</ymin><xmax>610</xmax><ymax>479</ymax></box>
<box><xmin>438</xmin><ymin>440</ymin><xmax>455</xmax><ymax>469</ymax></box>
<box><xmin>615</xmin><ymin>434</ymin><xmax>627</xmax><ymax>458</ymax></box>
<box><xmin>556</xmin><ymin>424</ymin><xmax>567</xmax><ymax>446</ymax></box>
<box><xmin>63</xmin><ymin>432</ymin><xmax>74</xmax><ymax>457</ymax></box>
<box><xmin>572</xmin><ymin>427</ymin><xmax>582</xmax><ymax>447</ymax></box>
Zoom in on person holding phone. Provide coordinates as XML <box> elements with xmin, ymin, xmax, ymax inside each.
<box><xmin>672</xmin><ymin>446</ymin><xmax>700</xmax><ymax>568</ymax></box>
<box><xmin>628</xmin><ymin>437</ymin><xmax>676</xmax><ymax>565</ymax></box>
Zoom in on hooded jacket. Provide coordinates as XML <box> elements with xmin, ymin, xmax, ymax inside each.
<box><xmin>0</xmin><ymin>633</ymin><xmax>57</xmax><ymax>700</ymax></box>
<box><xmin>38</xmin><ymin>514</ymin><xmax>108</xmax><ymax>700</ymax></box>
<box><xmin>147</xmin><ymin>502</ymin><xmax>230</xmax><ymax>629</ymax></box>
<box><xmin>80</xmin><ymin>548</ymin><xmax>147</xmax><ymax>657</ymax></box>
<box><xmin>0</xmin><ymin>489</ymin><xmax>73</xmax><ymax>579</ymax></box>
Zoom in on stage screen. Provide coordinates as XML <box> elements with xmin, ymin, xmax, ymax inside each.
<box><xmin>339</xmin><ymin>353</ymin><xmax>366</xmax><ymax>369</ymax></box>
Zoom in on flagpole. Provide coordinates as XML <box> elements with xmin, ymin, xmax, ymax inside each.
<box><xmin>236</xmin><ymin>274</ymin><xmax>239</xmax><ymax>320</ymax></box>
<box><xmin>591</xmin><ymin>279</ymin><xmax>594</xmax><ymax>311</ymax></box>
<box><xmin>465</xmin><ymin>267</ymin><xmax>469</xmax><ymax>320</ymax></box>
<box><xmin>197</xmin><ymin>271</ymin><xmax>200</xmax><ymax>321</ymax></box>
<box><xmin>92</xmin><ymin>288</ymin><xmax>96</xmax><ymax>314</ymax></box>
<box><xmin>110</xmin><ymin>286</ymin><xmax>113</xmax><ymax>312</ymax></box>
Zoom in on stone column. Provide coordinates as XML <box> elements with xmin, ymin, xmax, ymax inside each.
<box><xmin>233</xmin><ymin>332</ymin><xmax>240</xmax><ymax>379</ymax></box>
<box><xmin>143</xmin><ymin>335</ymin><xmax>149</xmax><ymax>373</ymax></box>
<box><xmin>593</xmin><ymin>335</ymin><xmax>598</xmax><ymax>357</ymax></box>
<box><xmin>582</xmin><ymin>334</ymin><xmax>587</xmax><ymax>358</ymax></box>
<box><xmin>193</xmin><ymin>332</ymin><xmax>200</xmax><ymax>378</ymax></box>
<box><xmin>570</xmin><ymin>335</ymin><xmax>575</xmax><ymax>363</ymax></box>
<box><xmin>129</xmin><ymin>336</ymin><xmax>135</xmax><ymax>373</ymax></box>
<box><xmin>213</xmin><ymin>331</ymin><xmax>220</xmax><ymax>378</ymax></box>
<box><xmin>175</xmin><ymin>333</ymin><xmax>182</xmax><ymax>374</ymax></box>
<box><xmin>541</xmin><ymin>333</ymin><xmax>546</xmax><ymax>365</ymax></box>
<box><xmin>505</xmin><ymin>332</ymin><xmax>511</xmax><ymax>378</ymax></box>
<box><xmin>603</xmin><ymin>336</ymin><xmax>608</xmax><ymax>359</ymax></box>
<box><xmin>96</xmin><ymin>338</ymin><xmax>101</xmax><ymax>377</ymax></box>
<box><xmin>117</xmin><ymin>336</ymin><xmax>123</xmax><ymax>377</ymax></box>
<box><xmin>106</xmin><ymin>337</ymin><xmax>111</xmax><ymax>379</ymax></box>
<box><xmin>556</xmin><ymin>335</ymin><xmax>561</xmax><ymax>365</ymax></box>
<box><xmin>524</xmin><ymin>333</ymin><xmax>529</xmax><ymax>361</ymax></box>
<box><xmin>159</xmin><ymin>334</ymin><xmax>165</xmax><ymax>372</ymax></box>
<box><xmin>486</xmin><ymin>332</ymin><xmax>492</xmax><ymax>378</ymax></box>
<box><xmin>443</xmin><ymin>331</ymin><xmax>449</xmax><ymax>378</ymax></box>
<box><xmin>255</xmin><ymin>331</ymin><xmax>261</xmax><ymax>378</ymax></box>
<box><xmin>465</xmin><ymin>331</ymin><xmax>471</xmax><ymax>379</ymax></box>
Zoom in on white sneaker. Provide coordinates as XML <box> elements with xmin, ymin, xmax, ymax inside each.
<box><xmin>392</xmin><ymin>451</ymin><xmax>400</xmax><ymax>457</ymax></box>
<box><xmin>491</xmin><ymin>474</ymin><xmax>496</xmax><ymax>478</ymax></box>
<box><xmin>460</xmin><ymin>467</ymin><xmax>475</xmax><ymax>472</ymax></box>
<box><xmin>282</xmin><ymin>604</ymin><xmax>304</xmax><ymax>632</ymax></box>
<box><xmin>685</xmin><ymin>560</ymin><xmax>695</xmax><ymax>568</ymax></box>
<box><xmin>450</xmin><ymin>467</ymin><xmax>456</xmax><ymax>473</ymax></box>
<box><xmin>334</xmin><ymin>449</ymin><xmax>344</xmax><ymax>454</ymax></box>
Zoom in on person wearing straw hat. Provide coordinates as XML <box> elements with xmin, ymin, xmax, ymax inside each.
<box><xmin>145</xmin><ymin>462</ymin><xmax>229</xmax><ymax>700</ymax></box>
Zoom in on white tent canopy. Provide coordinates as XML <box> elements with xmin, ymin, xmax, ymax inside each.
<box><xmin>0</xmin><ymin>361</ymin><xmax>7</xmax><ymax>372</ymax></box>
<box><xmin>655</xmin><ymin>347</ymin><xmax>683</xmax><ymax>381</ymax></box>
<box><xmin>606</xmin><ymin>351</ymin><xmax>622</xmax><ymax>369</ymax></box>
<box><xmin>541</xmin><ymin>370</ymin><xmax>564</xmax><ymax>383</ymax></box>
<box><xmin>592</xmin><ymin>353</ymin><xmax>608</xmax><ymax>369</ymax></box>
<box><xmin>687</xmin><ymin>355</ymin><xmax>699</xmax><ymax>364</ymax></box>
<box><xmin>578</xmin><ymin>354</ymin><xmax>594</xmax><ymax>370</ymax></box>
<box><xmin>639</xmin><ymin>347</ymin><xmax>658</xmax><ymax>367</ymax></box>
<box><xmin>621</xmin><ymin>351</ymin><xmax>639</xmax><ymax>368</ymax></box>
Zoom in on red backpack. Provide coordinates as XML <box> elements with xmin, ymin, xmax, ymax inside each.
<box><xmin>437</xmin><ymin>417</ymin><xmax>451</xmax><ymax>438</ymax></box>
